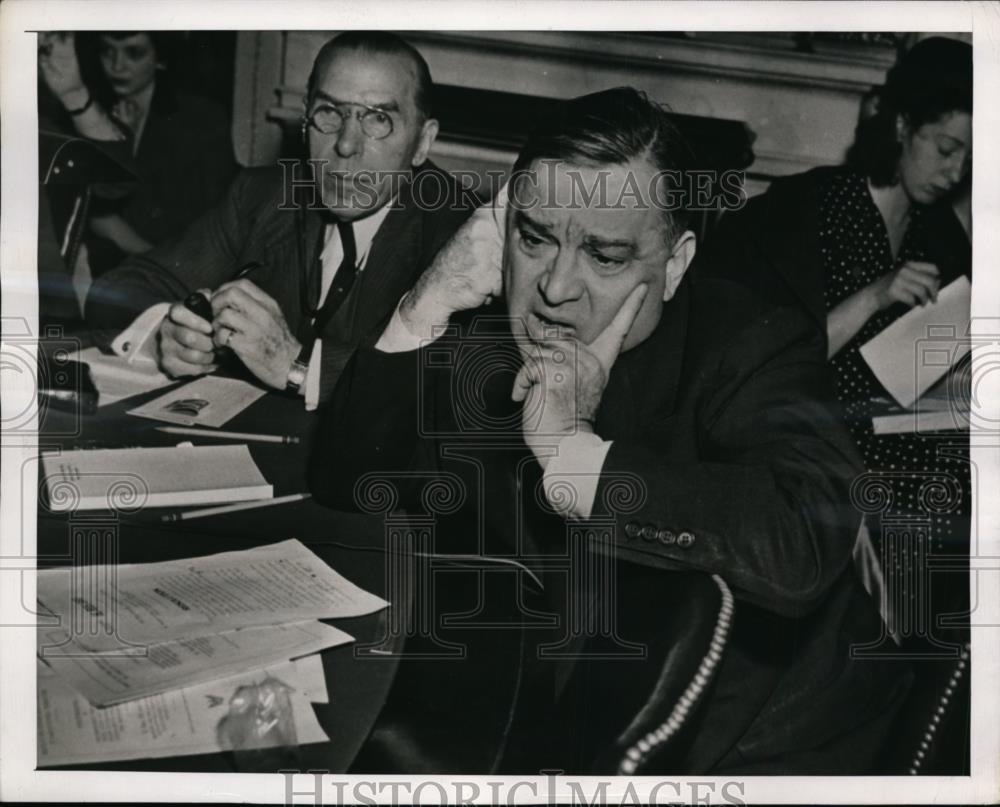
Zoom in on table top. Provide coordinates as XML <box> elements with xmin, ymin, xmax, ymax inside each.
<box><xmin>35</xmin><ymin>379</ymin><xmax>407</xmax><ymax>773</ymax></box>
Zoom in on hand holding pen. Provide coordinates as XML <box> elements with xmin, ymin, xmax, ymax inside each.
<box><xmin>182</xmin><ymin>261</ymin><xmax>266</xmax><ymax>326</ymax></box>
<box><xmin>158</xmin><ymin>262</ymin><xmax>266</xmax><ymax>379</ymax></box>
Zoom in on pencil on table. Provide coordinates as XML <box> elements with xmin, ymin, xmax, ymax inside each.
<box><xmin>161</xmin><ymin>493</ymin><xmax>311</xmax><ymax>522</ymax></box>
<box><xmin>156</xmin><ymin>426</ymin><xmax>300</xmax><ymax>444</ymax></box>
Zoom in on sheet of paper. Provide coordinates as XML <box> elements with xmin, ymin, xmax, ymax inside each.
<box><xmin>859</xmin><ymin>276</ymin><xmax>972</xmax><ymax>408</ymax></box>
<box><xmin>71</xmin><ymin>346</ymin><xmax>174</xmax><ymax>407</ymax></box>
<box><xmin>41</xmin><ymin>620</ymin><xmax>351</xmax><ymax>707</ymax></box>
<box><xmin>37</xmin><ymin>539</ymin><xmax>389</xmax><ymax>653</ymax></box>
<box><xmin>37</xmin><ymin>658</ymin><xmax>329</xmax><ymax>767</ymax></box>
<box><xmin>293</xmin><ymin>654</ymin><xmax>329</xmax><ymax>705</ymax></box>
<box><xmin>127</xmin><ymin>375</ymin><xmax>267</xmax><ymax>427</ymax></box>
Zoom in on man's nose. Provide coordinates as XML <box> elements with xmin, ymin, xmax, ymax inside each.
<box><xmin>334</xmin><ymin>114</ymin><xmax>363</xmax><ymax>159</ymax></box>
<box><xmin>109</xmin><ymin>51</ymin><xmax>126</xmax><ymax>73</ymax></box>
<box><xmin>539</xmin><ymin>250</ymin><xmax>583</xmax><ymax>306</ymax></box>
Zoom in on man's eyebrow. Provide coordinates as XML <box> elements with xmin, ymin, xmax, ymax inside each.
<box><xmin>312</xmin><ymin>90</ymin><xmax>400</xmax><ymax>112</ymax></box>
<box><xmin>582</xmin><ymin>234</ymin><xmax>637</xmax><ymax>253</ymax></box>
<box><xmin>514</xmin><ymin>209</ymin><xmax>553</xmax><ymax>235</ymax></box>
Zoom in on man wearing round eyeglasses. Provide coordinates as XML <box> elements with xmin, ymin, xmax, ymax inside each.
<box><xmin>85</xmin><ymin>32</ymin><xmax>473</xmax><ymax>406</ymax></box>
<box><xmin>302</xmin><ymin>36</ymin><xmax>438</xmax><ymax>220</ymax></box>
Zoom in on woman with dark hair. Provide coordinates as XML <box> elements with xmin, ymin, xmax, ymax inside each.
<box><xmin>78</xmin><ymin>31</ymin><xmax>238</xmax><ymax>275</ymax></box>
<box><xmin>698</xmin><ymin>38</ymin><xmax>973</xmax><ymax>771</ymax></box>
<box><xmin>829</xmin><ymin>36</ymin><xmax>971</xmax><ymax>356</ymax></box>
<box><xmin>819</xmin><ymin>37</ymin><xmax>972</xmax><ymax>569</ymax></box>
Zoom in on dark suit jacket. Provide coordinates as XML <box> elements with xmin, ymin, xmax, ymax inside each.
<box><xmin>309</xmin><ymin>275</ymin><xmax>911</xmax><ymax>773</ymax></box>
<box><xmin>85</xmin><ymin>161</ymin><xmax>473</xmax><ymax>401</ymax></box>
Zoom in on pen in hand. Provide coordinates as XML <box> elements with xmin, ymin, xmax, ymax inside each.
<box><xmin>235</xmin><ymin>260</ymin><xmax>266</xmax><ymax>280</ymax></box>
<box><xmin>183</xmin><ymin>262</ymin><xmax>267</xmax><ymax>357</ymax></box>
<box><xmin>183</xmin><ymin>262</ymin><xmax>267</xmax><ymax>318</ymax></box>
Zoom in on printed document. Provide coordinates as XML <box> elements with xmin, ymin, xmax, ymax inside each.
<box><xmin>37</xmin><ymin>656</ymin><xmax>329</xmax><ymax>767</ymax></box>
<box><xmin>37</xmin><ymin>539</ymin><xmax>389</xmax><ymax>653</ymax></box>
<box><xmin>40</xmin><ymin>620</ymin><xmax>351</xmax><ymax>707</ymax></box>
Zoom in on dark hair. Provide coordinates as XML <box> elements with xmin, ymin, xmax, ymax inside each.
<box><xmin>306</xmin><ymin>31</ymin><xmax>433</xmax><ymax>120</ymax></box>
<box><xmin>511</xmin><ymin>86</ymin><xmax>693</xmax><ymax>241</ymax></box>
<box><xmin>848</xmin><ymin>37</ymin><xmax>972</xmax><ymax>186</ymax></box>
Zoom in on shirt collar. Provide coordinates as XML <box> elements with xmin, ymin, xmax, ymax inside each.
<box><xmin>324</xmin><ymin>201</ymin><xmax>393</xmax><ymax>270</ymax></box>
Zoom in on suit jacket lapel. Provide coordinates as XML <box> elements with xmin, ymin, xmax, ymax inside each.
<box><xmin>356</xmin><ymin>201</ymin><xmax>423</xmax><ymax>339</ymax></box>
<box><xmin>278</xmin><ymin>206</ymin><xmax>325</xmax><ymax>341</ymax></box>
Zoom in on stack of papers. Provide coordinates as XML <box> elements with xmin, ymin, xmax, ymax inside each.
<box><xmin>869</xmin><ymin>366</ymin><xmax>971</xmax><ymax>435</ymax></box>
<box><xmin>38</xmin><ymin>656</ymin><xmax>330</xmax><ymax>766</ymax></box>
<box><xmin>36</xmin><ymin>539</ymin><xmax>389</xmax><ymax>766</ymax></box>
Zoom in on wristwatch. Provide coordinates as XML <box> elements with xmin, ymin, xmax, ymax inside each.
<box><xmin>66</xmin><ymin>91</ymin><xmax>93</xmax><ymax>116</ymax></box>
<box><xmin>285</xmin><ymin>343</ymin><xmax>312</xmax><ymax>393</ymax></box>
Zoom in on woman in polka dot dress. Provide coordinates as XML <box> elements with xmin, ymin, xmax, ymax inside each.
<box><xmin>823</xmin><ymin>39</ymin><xmax>972</xmax><ymax>634</ymax></box>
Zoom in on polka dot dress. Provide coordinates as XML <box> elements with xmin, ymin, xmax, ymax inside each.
<box><xmin>819</xmin><ymin>170</ymin><xmax>970</xmax><ymax>578</ymax></box>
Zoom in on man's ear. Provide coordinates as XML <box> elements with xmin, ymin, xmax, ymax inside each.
<box><xmin>663</xmin><ymin>230</ymin><xmax>696</xmax><ymax>301</ymax></box>
<box><xmin>411</xmin><ymin>118</ymin><xmax>440</xmax><ymax>167</ymax></box>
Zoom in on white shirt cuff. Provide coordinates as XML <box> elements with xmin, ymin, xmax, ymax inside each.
<box><xmin>303</xmin><ymin>339</ymin><xmax>322</xmax><ymax>411</ymax></box>
<box><xmin>376</xmin><ymin>295</ymin><xmax>430</xmax><ymax>353</ymax></box>
<box><xmin>110</xmin><ymin>302</ymin><xmax>170</xmax><ymax>365</ymax></box>
<box><xmin>542</xmin><ymin>432</ymin><xmax>613</xmax><ymax>520</ymax></box>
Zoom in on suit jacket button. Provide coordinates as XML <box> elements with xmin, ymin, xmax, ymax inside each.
<box><xmin>657</xmin><ymin>529</ymin><xmax>676</xmax><ymax>546</ymax></box>
<box><xmin>624</xmin><ymin>521</ymin><xmax>641</xmax><ymax>540</ymax></box>
<box><xmin>641</xmin><ymin>524</ymin><xmax>658</xmax><ymax>542</ymax></box>
<box><xmin>677</xmin><ymin>531</ymin><xmax>696</xmax><ymax>548</ymax></box>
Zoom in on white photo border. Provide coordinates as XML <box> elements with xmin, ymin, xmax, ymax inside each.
<box><xmin>2</xmin><ymin>0</ymin><xmax>998</xmax><ymax>803</ymax></box>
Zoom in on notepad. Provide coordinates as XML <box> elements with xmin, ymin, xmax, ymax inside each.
<box><xmin>41</xmin><ymin>444</ymin><xmax>272</xmax><ymax>511</ymax></box>
<box><xmin>127</xmin><ymin>375</ymin><xmax>267</xmax><ymax>427</ymax></box>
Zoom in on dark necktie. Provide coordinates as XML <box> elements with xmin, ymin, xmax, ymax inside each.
<box><xmin>313</xmin><ymin>219</ymin><xmax>358</xmax><ymax>333</ymax></box>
